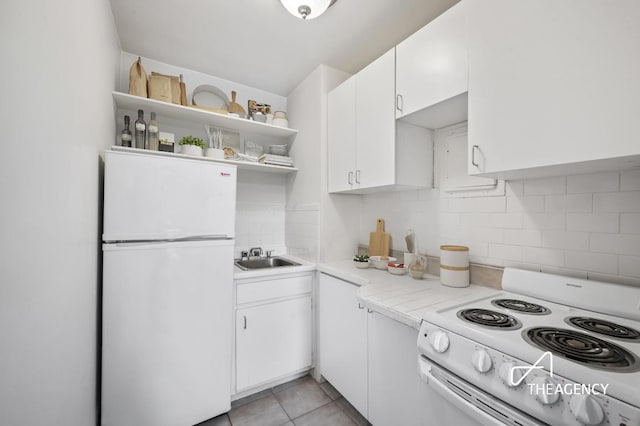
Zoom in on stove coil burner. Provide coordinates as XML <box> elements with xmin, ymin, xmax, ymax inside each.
<box><xmin>457</xmin><ymin>308</ymin><xmax>522</xmax><ymax>330</ymax></box>
<box><xmin>523</xmin><ymin>327</ymin><xmax>640</xmax><ymax>372</ymax></box>
<box><xmin>491</xmin><ymin>298</ymin><xmax>550</xmax><ymax>315</ymax></box>
<box><xmin>566</xmin><ymin>316</ymin><xmax>640</xmax><ymax>341</ymax></box>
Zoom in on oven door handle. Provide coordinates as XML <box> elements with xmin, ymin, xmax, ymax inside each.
<box><xmin>419</xmin><ymin>358</ymin><xmax>506</xmax><ymax>426</ymax></box>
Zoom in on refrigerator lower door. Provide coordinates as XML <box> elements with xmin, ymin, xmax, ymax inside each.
<box><xmin>103</xmin><ymin>150</ymin><xmax>236</xmax><ymax>242</ymax></box>
<box><xmin>101</xmin><ymin>239</ymin><xmax>233</xmax><ymax>426</ymax></box>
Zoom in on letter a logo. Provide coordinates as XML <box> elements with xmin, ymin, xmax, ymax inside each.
<box><xmin>510</xmin><ymin>352</ymin><xmax>553</xmax><ymax>386</ymax></box>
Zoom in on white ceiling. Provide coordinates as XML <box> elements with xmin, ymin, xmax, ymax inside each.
<box><xmin>109</xmin><ymin>0</ymin><xmax>459</xmax><ymax>96</ymax></box>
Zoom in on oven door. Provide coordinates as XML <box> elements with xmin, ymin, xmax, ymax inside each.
<box><xmin>418</xmin><ymin>356</ymin><xmax>544</xmax><ymax>426</ymax></box>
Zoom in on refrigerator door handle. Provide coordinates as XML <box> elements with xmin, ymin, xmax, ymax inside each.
<box><xmin>107</xmin><ymin>235</ymin><xmax>232</xmax><ymax>245</ymax></box>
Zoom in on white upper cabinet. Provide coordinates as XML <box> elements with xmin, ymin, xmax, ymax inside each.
<box><xmin>327</xmin><ymin>77</ymin><xmax>357</xmax><ymax>193</ymax></box>
<box><xmin>327</xmin><ymin>48</ymin><xmax>433</xmax><ymax>194</ymax></box>
<box><xmin>467</xmin><ymin>0</ymin><xmax>640</xmax><ymax>179</ymax></box>
<box><xmin>355</xmin><ymin>48</ymin><xmax>397</xmax><ymax>190</ymax></box>
<box><xmin>396</xmin><ymin>0</ymin><xmax>469</xmax><ymax>128</ymax></box>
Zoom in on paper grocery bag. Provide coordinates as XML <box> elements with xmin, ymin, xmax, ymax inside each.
<box><xmin>128</xmin><ymin>57</ymin><xmax>148</xmax><ymax>98</ymax></box>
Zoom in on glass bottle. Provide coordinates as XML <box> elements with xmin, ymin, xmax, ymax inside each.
<box><xmin>134</xmin><ymin>109</ymin><xmax>146</xmax><ymax>149</ymax></box>
<box><xmin>121</xmin><ymin>115</ymin><xmax>132</xmax><ymax>147</ymax></box>
<box><xmin>147</xmin><ymin>112</ymin><xmax>159</xmax><ymax>151</ymax></box>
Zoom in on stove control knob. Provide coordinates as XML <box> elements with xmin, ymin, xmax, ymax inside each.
<box><xmin>529</xmin><ymin>376</ymin><xmax>559</xmax><ymax>405</ymax></box>
<box><xmin>498</xmin><ymin>362</ymin><xmax>523</xmax><ymax>387</ymax></box>
<box><xmin>471</xmin><ymin>349</ymin><xmax>492</xmax><ymax>373</ymax></box>
<box><xmin>569</xmin><ymin>394</ymin><xmax>604</xmax><ymax>426</ymax></box>
<box><xmin>429</xmin><ymin>330</ymin><xmax>450</xmax><ymax>353</ymax></box>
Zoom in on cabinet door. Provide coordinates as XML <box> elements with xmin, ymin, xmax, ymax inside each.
<box><xmin>468</xmin><ymin>0</ymin><xmax>640</xmax><ymax>177</ymax></box>
<box><xmin>355</xmin><ymin>48</ymin><xmax>396</xmax><ymax>190</ymax></box>
<box><xmin>236</xmin><ymin>296</ymin><xmax>312</xmax><ymax>391</ymax></box>
<box><xmin>368</xmin><ymin>312</ymin><xmax>420</xmax><ymax>426</ymax></box>
<box><xmin>328</xmin><ymin>76</ymin><xmax>357</xmax><ymax>193</ymax></box>
<box><xmin>318</xmin><ymin>274</ymin><xmax>368</xmax><ymax>417</ymax></box>
<box><xmin>396</xmin><ymin>1</ymin><xmax>468</xmax><ymax>119</ymax></box>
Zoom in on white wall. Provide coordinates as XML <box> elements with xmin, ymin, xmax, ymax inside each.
<box><xmin>360</xmin><ymin>168</ymin><xmax>640</xmax><ymax>286</ymax></box>
<box><xmin>286</xmin><ymin>65</ymin><xmax>359</xmax><ymax>262</ymax></box>
<box><xmin>0</xmin><ymin>0</ymin><xmax>121</xmax><ymax>424</ymax></box>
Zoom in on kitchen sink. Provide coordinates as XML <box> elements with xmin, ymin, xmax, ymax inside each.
<box><xmin>234</xmin><ymin>256</ymin><xmax>300</xmax><ymax>270</ymax></box>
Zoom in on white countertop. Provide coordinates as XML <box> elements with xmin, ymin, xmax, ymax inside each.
<box><xmin>318</xmin><ymin>260</ymin><xmax>498</xmax><ymax>330</ymax></box>
<box><xmin>234</xmin><ymin>255</ymin><xmax>316</xmax><ymax>280</ymax></box>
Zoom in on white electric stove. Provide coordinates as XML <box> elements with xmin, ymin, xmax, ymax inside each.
<box><xmin>417</xmin><ymin>268</ymin><xmax>640</xmax><ymax>426</ymax></box>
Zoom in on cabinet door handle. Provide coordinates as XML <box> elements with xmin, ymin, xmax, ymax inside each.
<box><xmin>348</xmin><ymin>171</ymin><xmax>354</xmax><ymax>185</ymax></box>
<box><xmin>396</xmin><ymin>94</ymin><xmax>403</xmax><ymax>112</ymax></box>
<box><xmin>471</xmin><ymin>145</ymin><xmax>479</xmax><ymax>167</ymax></box>
<box><xmin>358</xmin><ymin>303</ymin><xmax>365</xmax><ymax>310</ymax></box>
<box><xmin>355</xmin><ymin>170</ymin><xmax>361</xmax><ymax>184</ymax></box>
<box><xmin>367</xmin><ymin>308</ymin><xmax>373</xmax><ymax>314</ymax></box>
<box><xmin>243</xmin><ymin>315</ymin><xmax>247</xmax><ymax>330</ymax></box>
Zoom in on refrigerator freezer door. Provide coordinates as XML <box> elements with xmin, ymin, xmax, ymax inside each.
<box><xmin>103</xmin><ymin>150</ymin><xmax>236</xmax><ymax>242</ymax></box>
<box><xmin>101</xmin><ymin>239</ymin><xmax>233</xmax><ymax>426</ymax></box>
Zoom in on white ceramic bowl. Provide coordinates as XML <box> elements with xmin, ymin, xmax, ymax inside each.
<box><xmin>353</xmin><ymin>260</ymin><xmax>370</xmax><ymax>269</ymax></box>
<box><xmin>387</xmin><ymin>264</ymin><xmax>408</xmax><ymax>275</ymax></box>
<box><xmin>369</xmin><ymin>256</ymin><xmax>397</xmax><ymax>270</ymax></box>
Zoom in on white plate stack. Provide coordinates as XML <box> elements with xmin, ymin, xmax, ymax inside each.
<box><xmin>258</xmin><ymin>154</ymin><xmax>294</xmax><ymax>167</ymax></box>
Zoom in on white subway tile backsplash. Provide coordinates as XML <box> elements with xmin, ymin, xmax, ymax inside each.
<box><xmin>459</xmin><ymin>213</ymin><xmax>489</xmax><ymax>227</ymax></box>
<box><xmin>471</xmin><ymin>227</ymin><xmax>504</xmax><ymax>244</ymax></box>
<box><xmin>590</xmin><ymin>233</ymin><xmax>640</xmax><ymax>256</ymax></box>
<box><xmin>542</xmin><ymin>231</ymin><xmax>589</xmax><ymax>251</ymax></box>
<box><xmin>522</xmin><ymin>247</ymin><xmax>564</xmax><ymax>267</ymax></box>
<box><xmin>621</xmin><ymin>170</ymin><xmax>640</xmax><ymax>191</ymax></box>
<box><xmin>566</xmin><ymin>213</ymin><xmax>619</xmax><ymax>233</ymax></box>
<box><xmin>504</xmin><ymin>229</ymin><xmax>542</xmax><ymax>246</ymax></box>
<box><xmin>506</xmin><ymin>196</ymin><xmax>545</xmax><ymax>212</ymax></box>
<box><xmin>359</xmin><ymin>169</ymin><xmax>639</xmax><ymax>280</ymax></box>
<box><xmin>619</xmin><ymin>256</ymin><xmax>640</xmax><ymax>278</ymax></box>
<box><xmin>545</xmin><ymin>194</ymin><xmax>592</xmax><ymax>212</ymax></box>
<box><xmin>567</xmin><ymin>172</ymin><xmax>619</xmax><ymax>194</ymax></box>
<box><xmin>524</xmin><ymin>176</ymin><xmax>566</xmax><ymax>195</ymax></box>
<box><xmin>506</xmin><ymin>180</ymin><xmax>524</xmax><ymax>196</ymax></box>
<box><xmin>523</xmin><ymin>213</ymin><xmax>566</xmax><ymax>230</ymax></box>
<box><xmin>593</xmin><ymin>192</ymin><xmax>640</xmax><ymax>212</ymax></box>
<box><xmin>488</xmin><ymin>213</ymin><xmax>523</xmax><ymax>229</ymax></box>
<box><xmin>565</xmin><ymin>251</ymin><xmax>618</xmax><ymax>274</ymax></box>
<box><xmin>621</xmin><ymin>213</ymin><xmax>640</xmax><ymax>234</ymax></box>
<box><xmin>489</xmin><ymin>244</ymin><xmax>523</xmax><ymax>262</ymax></box>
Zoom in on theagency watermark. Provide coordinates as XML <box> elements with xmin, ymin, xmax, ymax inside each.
<box><xmin>510</xmin><ymin>352</ymin><xmax>610</xmax><ymax>396</ymax></box>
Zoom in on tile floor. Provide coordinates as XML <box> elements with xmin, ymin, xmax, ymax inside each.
<box><xmin>197</xmin><ymin>375</ymin><xmax>370</xmax><ymax>426</ymax></box>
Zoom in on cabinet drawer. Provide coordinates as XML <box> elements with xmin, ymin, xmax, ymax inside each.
<box><xmin>237</xmin><ymin>274</ymin><xmax>312</xmax><ymax>305</ymax></box>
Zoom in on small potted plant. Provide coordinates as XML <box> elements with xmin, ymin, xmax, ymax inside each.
<box><xmin>353</xmin><ymin>254</ymin><xmax>370</xmax><ymax>269</ymax></box>
<box><xmin>178</xmin><ymin>135</ymin><xmax>206</xmax><ymax>156</ymax></box>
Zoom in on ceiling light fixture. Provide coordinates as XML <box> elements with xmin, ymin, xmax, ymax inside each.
<box><xmin>280</xmin><ymin>0</ymin><xmax>336</xmax><ymax>20</ymax></box>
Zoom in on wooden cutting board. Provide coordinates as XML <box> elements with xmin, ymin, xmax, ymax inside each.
<box><xmin>368</xmin><ymin>218</ymin><xmax>390</xmax><ymax>257</ymax></box>
<box><xmin>228</xmin><ymin>90</ymin><xmax>246</xmax><ymax>115</ymax></box>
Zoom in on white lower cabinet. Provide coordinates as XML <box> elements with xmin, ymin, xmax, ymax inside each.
<box><xmin>318</xmin><ymin>273</ymin><xmax>368</xmax><ymax>416</ymax></box>
<box><xmin>235</xmin><ymin>273</ymin><xmax>313</xmax><ymax>393</ymax></box>
<box><xmin>319</xmin><ymin>273</ymin><xmax>420</xmax><ymax>425</ymax></box>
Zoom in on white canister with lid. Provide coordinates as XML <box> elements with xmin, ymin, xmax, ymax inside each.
<box><xmin>440</xmin><ymin>245</ymin><xmax>469</xmax><ymax>287</ymax></box>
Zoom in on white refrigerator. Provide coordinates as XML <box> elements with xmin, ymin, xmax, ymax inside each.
<box><xmin>101</xmin><ymin>149</ymin><xmax>236</xmax><ymax>426</ymax></box>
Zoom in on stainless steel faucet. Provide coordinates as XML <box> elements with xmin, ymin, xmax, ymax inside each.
<box><xmin>249</xmin><ymin>247</ymin><xmax>263</xmax><ymax>258</ymax></box>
